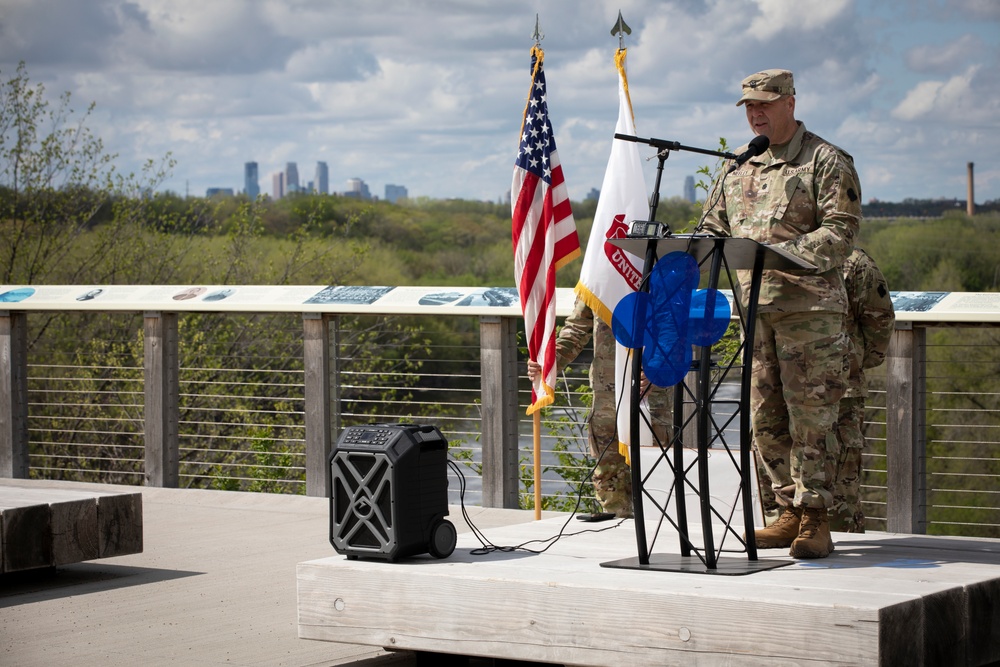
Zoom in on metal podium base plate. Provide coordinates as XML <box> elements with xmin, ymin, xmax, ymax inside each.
<box><xmin>600</xmin><ymin>553</ymin><xmax>794</xmax><ymax>576</ymax></box>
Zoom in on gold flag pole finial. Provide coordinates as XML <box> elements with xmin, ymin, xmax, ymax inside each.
<box><xmin>610</xmin><ymin>10</ymin><xmax>632</xmax><ymax>51</ymax></box>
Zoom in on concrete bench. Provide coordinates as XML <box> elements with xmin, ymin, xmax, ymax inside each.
<box><xmin>0</xmin><ymin>484</ymin><xmax>143</xmax><ymax>573</ymax></box>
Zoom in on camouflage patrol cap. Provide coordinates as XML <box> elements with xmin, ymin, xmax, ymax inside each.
<box><xmin>736</xmin><ymin>69</ymin><xmax>796</xmax><ymax>106</ymax></box>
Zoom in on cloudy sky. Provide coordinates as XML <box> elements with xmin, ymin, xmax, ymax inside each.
<box><xmin>1</xmin><ymin>0</ymin><xmax>998</xmax><ymax>205</ymax></box>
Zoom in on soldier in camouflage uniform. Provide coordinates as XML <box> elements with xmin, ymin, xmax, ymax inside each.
<box><xmin>829</xmin><ymin>247</ymin><xmax>895</xmax><ymax>532</ymax></box>
<box><xmin>701</xmin><ymin>69</ymin><xmax>861</xmax><ymax>559</ymax></box>
<box><xmin>528</xmin><ymin>296</ymin><xmax>672</xmax><ymax>517</ymax></box>
<box><xmin>756</xmin><ymin>248</ymin><xmax>895</xmax><ymax>533</ymax></box>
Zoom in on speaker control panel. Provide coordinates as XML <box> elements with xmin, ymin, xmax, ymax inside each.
<box><xmin>338</xmin><ymin>426</ymin><xmax>398</xmax><ymax>450</ymax></box>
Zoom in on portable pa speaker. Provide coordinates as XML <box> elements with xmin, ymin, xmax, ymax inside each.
<box><xmin>328</xmin><ymin>423</ymin><xmax>456</xmax><ymax>561</ymax></box>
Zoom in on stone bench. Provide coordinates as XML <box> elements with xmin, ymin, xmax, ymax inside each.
<box><xmin>0</xmin><ymin>484</ymin><xmax>143</xmax><ymax>573</ymax></box>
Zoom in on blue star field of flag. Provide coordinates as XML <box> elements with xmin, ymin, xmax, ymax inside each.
<box><xmin>515</xmin><ymin>59</ymin><xmax>556</xmax><ymax>185</ymax></box>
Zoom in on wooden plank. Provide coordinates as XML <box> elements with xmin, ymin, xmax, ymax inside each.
<box><xmin>922</xmin><ymin>588</ymin><xmax>967</xmax><ymax>666</ymax></box>
<box><xmin>967</xmin><ymin>579</ymin><xmax>1000</xmax><ymax>665</ymax></box>
<box><xmin>1</xmin><ymin>503</ymin><xmax>52</xmax><ymax>572</ymax></box>
<box><xmin>878</xmin><ymin>580</ymin><xmax>1000</xmax><ymax>667</ymax></box>
<box><xmin>0</xmin><ymin>486</ymin><xmax>142</xmax><ymax>568</ymax></box>
<box><xmin>0</xmin><ymin>486</ymin><xmax>104</xmax><ymax>566</ymax></box>
<box><xmin>298</xmin><ymin>558</ymin><xmax>884</xmax><ymax>665</ymax></box>
<box><xmin>49</xmin><ymin>496</ymin><xmax>100</xmax><ymax>565</ymax></box>
<box><xmin>298</xmin><ymin>518</ymin><xmax>1000</xmax><ymax>666</ymax></box>
<box><xmin>97</xmin><ymin>492</ymin><xmax>143</xmax><ymax>557</ymax></box>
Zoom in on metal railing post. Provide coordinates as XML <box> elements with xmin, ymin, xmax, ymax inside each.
<box><xmin>479</xmin><ymin>315</ymin><xmax>520</xmax><ymax>508</ymax></box>
<box><xmin>144</xmin><ymin>311</ymin><xmax>179</xmax><ymax>487</ymax></box>
<box><xmin>885</xmin><ymin>322</ymin><xmax>927</xmax><ymax>533</ymax></box>
<box><xmin>0</xmin><ymin>311</ymin><xmax>29</xmax><ymax>478</ymax></box>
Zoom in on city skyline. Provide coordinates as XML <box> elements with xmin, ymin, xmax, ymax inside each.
<box><xmin>3</xmin><ymin>2</ymin><xmax>996</xmax><ymax>205</ymax></box>
<box><xmin>235</xmin><ymin>159</ymin><xmax>405</xmax><ymax>202</ymax></box>
<box><xmin>230</xmin><ymin>158</ymin><xmax>706</xmax><ymax>204</ymax></box>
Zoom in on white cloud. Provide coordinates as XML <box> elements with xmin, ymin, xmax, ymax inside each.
<box><xmin>749</xmin><ymin>0</ymin><xmax>852</xmax><ymax>41</ymax></box>
<box><xmin>109</xmin><ymin>1</ymin><xmax>299</xmax><ymax>74</ymax></box>
<box><xmin>892</xmin><ymin>65</ymin><xmax>1000</xmax><ymax>126</ymax></box>
<box><xmin>284</xmin><ymin>41</ymin><xmax>380</xmax><ymax>82</ymax></box>
<box><xmin>951</xmin><ymin>0</ymin><xmax>1000</xmax><ymax>21</ymax></box>
<box><xmin>905</xmin><ymin>34</ymin><xmax>982</xmax><ymax>74</ymax></box>
<box><xmin>893</xmin><ymin>79</ymin><xmax>948</xmax><ymax>121</ymax></box>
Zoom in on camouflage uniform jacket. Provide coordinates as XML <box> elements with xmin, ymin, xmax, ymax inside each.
<box><xmin>553</xmin><ymin>296</ymin><xmax>614</xmax><ymax>399</ymax></box>
<box><xmin>842</xmin><ymin>247</ymin><xmax>895</xmax><ymax>398</ymax></box>
<box><xmin>701</xmin><ymin>122</ymin><xmax>862</xmax><ymax>313</ymax></box>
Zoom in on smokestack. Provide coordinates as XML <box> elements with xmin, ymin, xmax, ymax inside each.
<box><xmin>968</xmin><ymin>162</ymin><xmax>975</xmax><ymax>217</ymax></box>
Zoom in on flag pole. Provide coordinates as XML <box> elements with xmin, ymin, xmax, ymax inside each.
<box><xmin>532</xmin><ymin>13</ymin><xmax>544</xmax><ymax>522</ymax></box>
<box><xmin>513</xmin><ymin>13</ymin><xmax>580</xmax><ymax>520</ymax></box>
<box><xmin>533</xmin><ymin>411</ymin><xmax>542</xmax><ymax>520</ymax></box>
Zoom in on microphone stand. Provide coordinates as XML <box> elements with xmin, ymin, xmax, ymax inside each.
<box><xmin>613</xmin><ymin>132</ymin><xmax>734</xmax><ymax>564</ymax></box>
<box><xmin>615</xmin><ymin>133</ymin><xmax>737</xmax><ymax>160</ymax></box>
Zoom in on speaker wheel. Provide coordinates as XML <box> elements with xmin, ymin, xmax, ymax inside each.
<box><xmin>428</xmin><ymin>519</ymin><xmax>457</xmax><ymax>559</ymax></box>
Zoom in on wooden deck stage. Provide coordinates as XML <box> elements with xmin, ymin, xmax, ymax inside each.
<box><xmin>2</xmin><ymin>478</ymin><xmax>999</xmax><ymax>666</ymax></box>
<box><xmin>298</xmin><ymin>513</ymin><xmax>1000</xmax><ymax>666</ymax></box>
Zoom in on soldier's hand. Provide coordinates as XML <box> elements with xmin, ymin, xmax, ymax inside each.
<box><xmin>527</xmin><ymin>360</ymin><xmax>541</xmax><ymax>382</ymax></box>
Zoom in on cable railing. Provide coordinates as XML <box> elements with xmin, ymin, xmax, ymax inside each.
<box><xmin>15</xmin><ymin>310</ymin><xmax>596</xmax><ymax>508</ymax></box>
<box><xmin>2</xmin><ymin>286</ymin><xmax>999</xmax><ymax>538</ymax></box>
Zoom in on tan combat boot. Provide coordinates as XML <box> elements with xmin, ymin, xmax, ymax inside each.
<box><xmin>789</xmin><ymin>507</ymin><xmax>835</xmax><ymax>559</ymax></box>
<box><xmin>750</xmin><ymin>506</ymin><xmax>801</xmax><ymax>549</ymax></box>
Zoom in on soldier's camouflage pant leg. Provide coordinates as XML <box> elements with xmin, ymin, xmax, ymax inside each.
<box><xmin>589</xmin><ymin>384</ymin><xmax>672</xmax><ymax>518</ymax></box>
<box><xmin>830</xmin><ymin>396</ymin><xmax>866</xmax><ymax>532</ymax></box>
<box><xmin>589</xmin><ymin>405</ymin><xmax>632</xmax><ymax>517</ymax></box>
<box><xmin>751</xmin><ymin>311</ymin><xmax>848</xmax><ymax>510</ymax></box>
<box><xmin>754</xmin><ymin>448</ymin><xmax>781</xmax><ymax>525</ymax></box>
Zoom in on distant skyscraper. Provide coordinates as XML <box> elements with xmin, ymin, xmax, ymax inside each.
<box><xmin>683</xmin><ymin>175</ymin><xmax>696</xmax><ymax>203</ymax></box>
<box><xmin>272</xmin><ymin>172</ymin><xmax>285</xmax><ymax>199</ymax></box>
<box><xmin>285</xmin><ymin>162</ymin><xmax>299</xmax><ymax>194</ymax></box>
<box><xmin>315</xmin><ymin>162</ymin><xmax>329</xmax><ymax>195</ymax></box>
<box><xmin>385</xmin><ymin>184</ymin><xmax>407</xmax><ymax>203</ymax></box>
<box><xmin>585</xmin><ymin>187</ymin><xmax>600</xmax><ymax>202</ymax></box>
<box><xmin>345</xmin><ymin>177</ymin><xmax>371</xmax><ymax>200</ymax></box>
<box><xmin>244</xmin><ymin>162</ymin><xmax>259</xmax><ymax>198</ymax></box>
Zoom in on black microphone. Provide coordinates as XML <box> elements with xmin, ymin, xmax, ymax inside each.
<box><xmin>727</xmin><ymin>135</ymin><xmax>770</xmax><ymax>173</ymax></box>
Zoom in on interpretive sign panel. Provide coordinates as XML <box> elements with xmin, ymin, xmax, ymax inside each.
<box><xmin>2</xmin><ymin>285</ymin><xmax>999</xmax><ymax>322</ymax></box>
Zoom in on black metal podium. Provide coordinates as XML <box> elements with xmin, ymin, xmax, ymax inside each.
<box><xmin>600</xmin><ymin>234</ymin><xmax>815</xmax><ymax>575</ymax></box>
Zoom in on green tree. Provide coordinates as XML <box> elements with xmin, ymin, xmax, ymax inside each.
<box><xmin>0</xmin><ymin>61</ymin><xmax>182</xmax><ymax>287</ymax></box>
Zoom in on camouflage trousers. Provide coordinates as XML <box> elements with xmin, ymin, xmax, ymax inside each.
<box><xmin>755</xmin><ymin>396</ymin><xmax>866</xmax><ymax>530</ymax></box>
<box><xmin>830</xmin><ymin>396</ymin><xmax>866</xmax><ymax>532</ymax></box>
<box><xmin>751</xmin><ymin>310</ymin><xmax>848</xmax><ymax>511</ymax></box>
<box><xmin>589</xmin><ymin>384</ymin><xmax>673</xmax><ymax>518</ymax></box>
<box><xmin>754</xmin><ymin>451</ymin><xmax>780</xmax><ymax>525</ymax></box>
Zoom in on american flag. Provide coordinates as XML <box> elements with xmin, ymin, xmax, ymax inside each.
<box><xmin>512</xmin><ymin>47</ymin><xmax>580</xmax><ymax>414</ymax></box>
